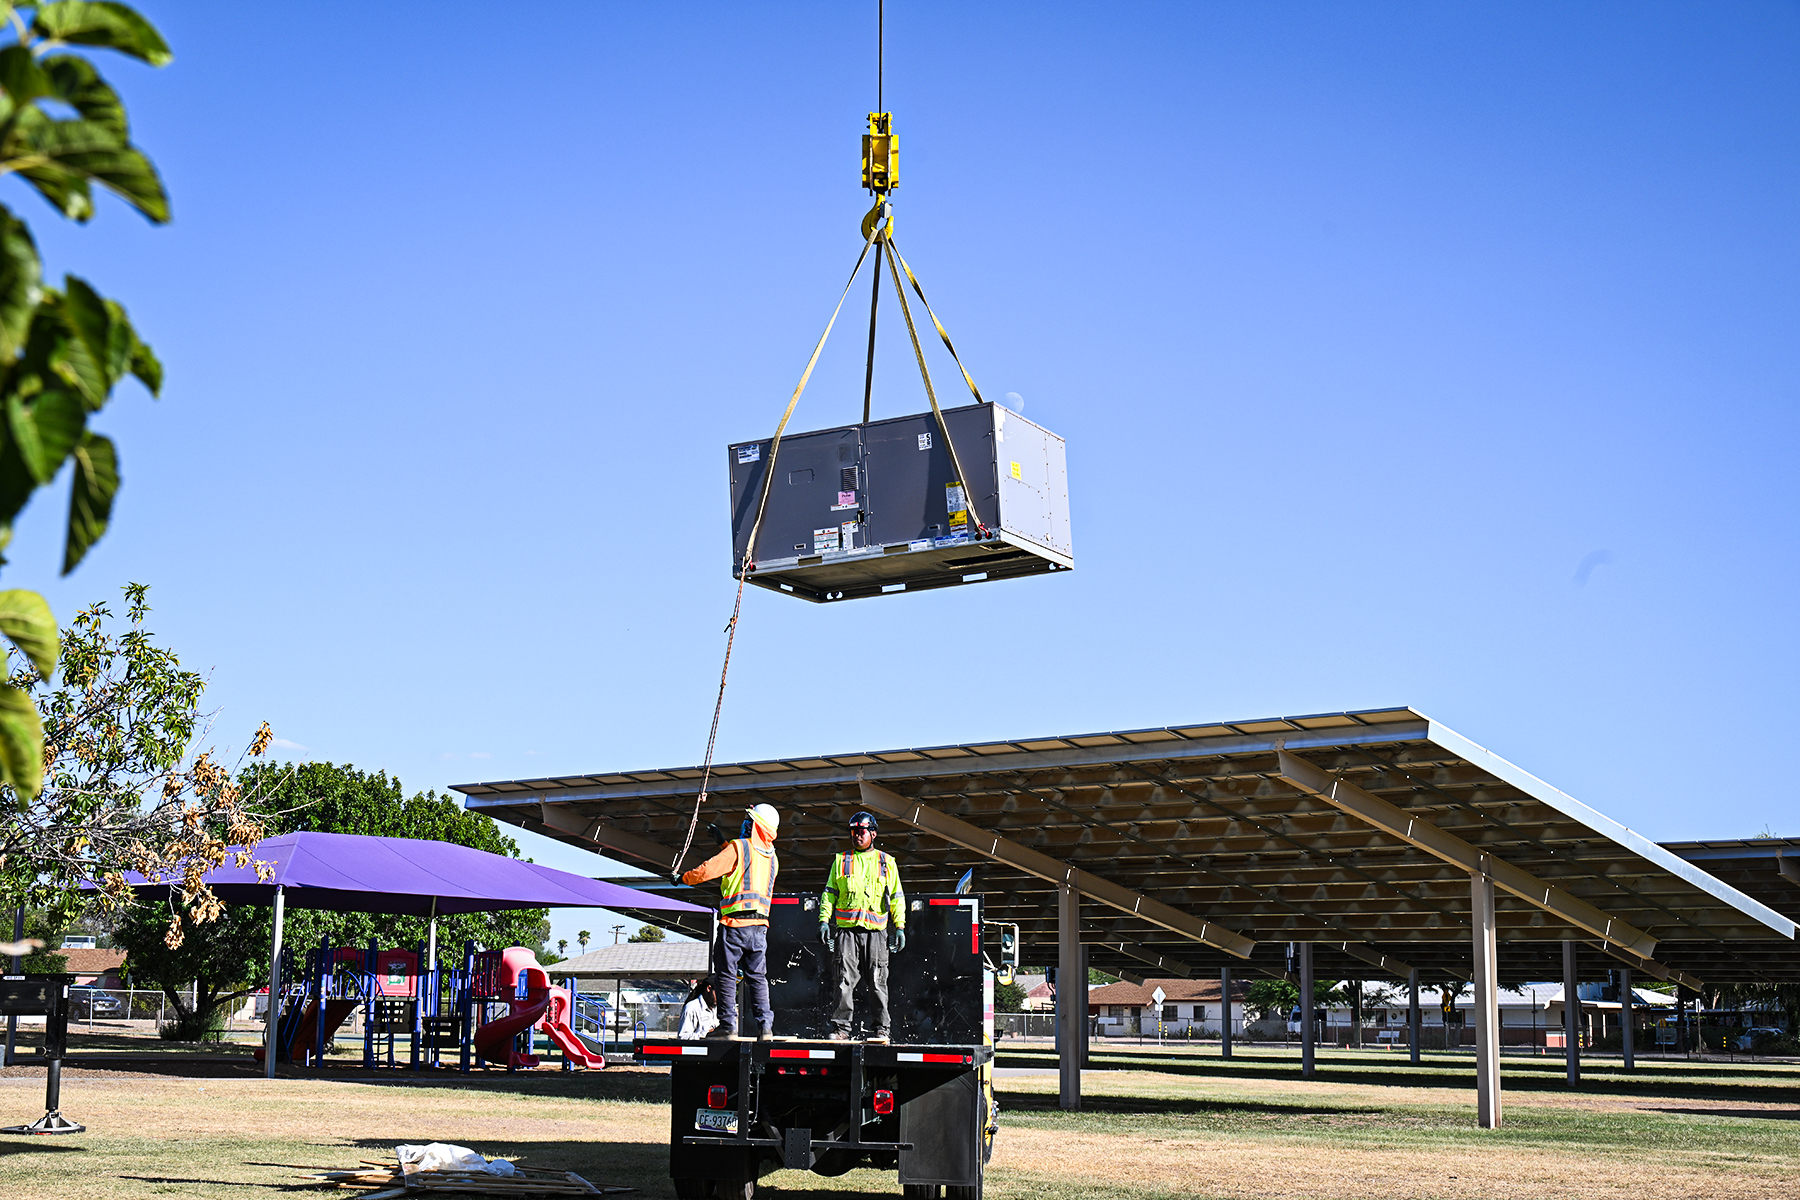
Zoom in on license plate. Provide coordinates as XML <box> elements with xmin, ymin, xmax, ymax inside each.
<box><xmin>695</xmin><ymin>1108</ymin><xmax>738</xmax><ymax>1134</ymax></box>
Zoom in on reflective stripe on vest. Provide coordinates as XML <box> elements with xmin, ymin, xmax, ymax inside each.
<box><xmin>721</xmin><ymin>838</ymin><xmax>775</xmax><ymax>920</ymax></box>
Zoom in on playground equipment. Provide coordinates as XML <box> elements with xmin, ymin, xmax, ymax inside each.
<box><xmin>468</xmin><ymin>946</ymin><xmax>605</xmax><ymax>1070</ymax></box>
<box><xmin>258</xmin><ymin>935</ymin><xmax>606</xmax><ymax>1072</ymax></box>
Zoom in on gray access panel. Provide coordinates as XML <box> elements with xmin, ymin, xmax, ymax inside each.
<box><xmin>726</xmin><ymin>402</ymin><xmax>1072</xmax><ymax>603</ymax></box>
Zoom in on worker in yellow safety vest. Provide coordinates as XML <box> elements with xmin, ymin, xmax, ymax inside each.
<box><xmin>679</xmin><ymin>803</ymin><xmax>780</xmax><ymax>1039</ymax></box>
<box><xmin>819</xmin><ymin>810</ymin><xmax>906</xmax><ymax>1042</ymax></box>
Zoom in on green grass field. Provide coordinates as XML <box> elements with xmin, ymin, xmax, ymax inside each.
<box><xmin>0</xmin><ymin>1037</ymin><xmax>1792</xmax><ymax>1199</ymax></box>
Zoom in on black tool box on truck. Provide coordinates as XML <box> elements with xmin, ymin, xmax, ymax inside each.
<box><xmin>636</xmin><ymin>893</ymin><xmax>998</xmax><ymax>1199</ymax></box>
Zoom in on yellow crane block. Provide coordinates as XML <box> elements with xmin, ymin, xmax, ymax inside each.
<box><xmin>862</xmin><ymin>111</ymin><xmax>897</xmax><ymax>193</ymax></box>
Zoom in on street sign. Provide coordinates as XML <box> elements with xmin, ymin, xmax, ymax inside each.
<box><xmin>1150</xmin><ymin>986</ymin><xmax>1166</xmax><ymax>1006</ymax></box>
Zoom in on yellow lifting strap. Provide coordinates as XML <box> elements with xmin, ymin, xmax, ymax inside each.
<box><xmin>881</xmin><ymin>237</ymin><xmax>991</xmax><ymax>540</ymax></box>
<box><xmin>886</xmin><ymin>238</ymin><xmax>985</xmax><ymax>407</ymax></box>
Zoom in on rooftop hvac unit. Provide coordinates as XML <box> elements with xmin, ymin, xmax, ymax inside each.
<box><xmin>728</xmin><ymin>401</ymin><xmax>1071</xmax><ymax>602</ymax></box>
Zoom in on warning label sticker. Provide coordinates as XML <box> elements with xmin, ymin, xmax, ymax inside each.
<box><xmin>946</xmin><ymin>482</ymin><xmax>968</xmax><ymax>532</ymax></box>
<box><xmin>918</xmin><ymin>432</ymin><xmax>933</xmax><ymax>450</ymax></box>
<box><xmin>839</xmin><ymin>521</ymin><xmax>859</xmax><ymax>550</ymax></box>
<box><xmin>1010</xmin><ymin>461</ymin><xmax>1022</xmax><ymax>480</ymax></box>
<box><xmin>812</xmin><ymin>527</ymin><xmax>841</xmax><ymax>553</ymax></box>
<box><xmin>831</xmin><ymin>490</ymin><xmax>857</xmax><ymax>511</ymax></box>
<box><xmin>736</xmin><ymin>445</ymin><xmax>761</xmax><ymax>464</ymax></box>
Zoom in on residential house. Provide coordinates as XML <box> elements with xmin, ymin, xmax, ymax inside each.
<box><xmin>1086</xmin><ymin>977</ymin><xmax>1250</xmax><ymax>1037</ymax></box>
<box><xmin>61</xmin><ymin>947</ymin><xmax>126</xmax><ymax>989</ymax></box>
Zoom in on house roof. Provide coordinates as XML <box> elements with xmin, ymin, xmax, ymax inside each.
<box><xmin>546</xmin><ymin>940</ymin><xmax>709</xmax><ymax>980</ymax></box>
<box><xmin>1088</xmin><ymin>977</ymin><xmax>1247</xmax><ymax>1006</ymax></box>
<box><xmin>60</xmin><ymin>948</ymin><xmax>125</xmax><ymax>976</ymax></box>
<box><xmin>453</xmin><ymin>707</ymin><xmax>1799</xmax><ymax>987</ymax></box>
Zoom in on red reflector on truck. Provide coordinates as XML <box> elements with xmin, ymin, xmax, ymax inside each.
<box><xmin>872</xmin><ymin>1088</ymin><xmax>894</xmax><ymax>1115</ymax></box>
<box><xmin>897</xmin><ymin>1052</ymin><xmax>970</xmax><ymax>1063</ymax></box>
<box><xmin>772</xmin><ymin>897</ymin><xmax>799</xmax><ymax>904</ymax></box>
<box><xmin>707</xmin><ymin>1085</ymin><xmax>728</xmax><ymax>1109</ymax></box>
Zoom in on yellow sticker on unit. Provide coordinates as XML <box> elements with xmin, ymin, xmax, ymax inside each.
<box><xmin>1009</xmin><ymin>461</ymin><xmax>1022</xmax><ymax>480</ymax></box>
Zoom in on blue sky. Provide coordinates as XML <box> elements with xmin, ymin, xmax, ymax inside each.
<box><xmin>13</xmin><ymin>3</ymin><xmax>1798</xmax><ymax>953</ymax></box>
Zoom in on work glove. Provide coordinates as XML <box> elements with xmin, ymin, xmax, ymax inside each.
<box><xmin>819</xmin><ymin>923</ymin><xmax>833</xmax><ymax>947</ymax></box>
<box><xmin>888</xmin><ymin>928</ymin><xmax>905</xmax><ymax>953</ymax></box>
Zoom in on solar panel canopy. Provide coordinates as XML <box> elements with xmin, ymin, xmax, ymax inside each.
<box><xmin>453</xmin><ymin>708</ymin><xmax>1798</xmax><ymax>988</ymax></box>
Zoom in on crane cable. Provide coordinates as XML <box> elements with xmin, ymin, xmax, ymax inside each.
<box><xmin>670</xmin><ymin>223</ymin><xmax>883</xmax><ymax>879</ymax></box>
<box><xmin>669</xmin><ymin>0</ymin><xmax>994</xmax><ymax>877</ymax></box>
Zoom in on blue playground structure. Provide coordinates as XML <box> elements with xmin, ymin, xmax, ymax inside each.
<box><xmin>260</xmin><ymin>935</ymin><xmax>611</xmax><ymax>1072</ymax></box>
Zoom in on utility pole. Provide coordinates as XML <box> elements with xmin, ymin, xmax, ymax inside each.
<box><xmin>612</xmin><ymin>924</ymin><xmax>626</xmax><ymax>945</ymax></box>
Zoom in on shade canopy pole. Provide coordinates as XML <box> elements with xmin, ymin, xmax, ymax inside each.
<box><xmin>427</xmin><ymin>896</ymin><xmax>438</xmax><ymax>966</ymax></box>
<box><xmin>265</xmin><ymin>884</ymin><xmax>286</xmax><ymax>1080</ymax></box>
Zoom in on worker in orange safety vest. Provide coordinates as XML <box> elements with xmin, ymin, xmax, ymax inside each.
<box><xmin>678</xmin><ymin>803</ymin><xmax>780</xmax><ymax>1039</ymax></box>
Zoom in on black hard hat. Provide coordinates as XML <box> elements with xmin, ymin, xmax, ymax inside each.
<box><xmin>849</xmin><ymin>811</ymin><xmax>879</xmax><ymax>833</ymax></box>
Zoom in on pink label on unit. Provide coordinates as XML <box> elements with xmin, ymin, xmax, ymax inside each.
<box><xmin>838</xmin><ymin>491</ymin><xmax>856</xmax><ymax>506</ymax></box>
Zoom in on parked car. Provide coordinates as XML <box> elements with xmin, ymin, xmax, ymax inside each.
<box><xmin>1734</xmin><ymin>1026</ymin><xmax>1785</xmax><ymax>1050</ymax></box>
<box><xmin>67</xmin><ymin>987</ymin><xmax>124</xmax><ymax>1020</ymax></box>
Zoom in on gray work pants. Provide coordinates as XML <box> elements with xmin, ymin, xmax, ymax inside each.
<box><xmin>830</xmin><ymin>927</ymin><xmax>889</xmax><ymax>1037</ymax></box>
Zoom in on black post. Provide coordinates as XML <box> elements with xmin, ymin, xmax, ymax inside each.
<box><xmin>1219</xmin><ymin>966</ymin><xmax>1233</xmax><ymax>1059</ymax></box>
<box><xmin>4</xmin><ymin>906</ymin><xmax>22</xmax><ymax>1067</ymax></box>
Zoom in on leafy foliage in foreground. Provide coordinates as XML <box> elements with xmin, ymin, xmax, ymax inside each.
<box><xmin>0</xmin><ymin>2</ymin><xmax>172</xmax><ymax>803</ymax></box>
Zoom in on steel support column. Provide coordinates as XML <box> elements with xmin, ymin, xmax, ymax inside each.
<box><xmin>1058</xmin><ymin>881</ymin><xmax>1081</xmax><ymax>1111</ymax></box>
<box><xmin>1408</xmin><ymin>968</ymin><xmax>1421</xmax><ymax>1065</ymax></box>
<box><xmin>1220</xmin><ymin>966</ymin><xmax>1233</xmax><ymax>1059</ymax></box>
<box><xmin>1080</xmin><ymin>945</ymin><xmax>1092</xmax><ymax>1068</ymax></box>
<box><xmin>1471</xmin><ymin>866</ymin><xmax>1501</xmax><ymax>1129</ymax></box>
<box><xmin>1299</xmin><ymin>941</ymin><xmax>1315</xmax><ymax>1079</ymax></box>
<box><xmin>1620</xmin><ymin>967</ymin><xmax>1635</xmax><ymax>1070</ymax></box>
<box><xmin>1562</xmin><ymin>940</ymin><xmax>1581</xmax><ymax>1086</ymax></box>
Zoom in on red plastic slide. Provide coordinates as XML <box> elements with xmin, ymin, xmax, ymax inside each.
<box><xmin>471</xmin><ymin>947</ymin><xmax>605</xmax><ymax>1070</ymax></box>
<box><xmin>540</xmin><ymin>985</ymin><xmax>606</xmax><ymax>1068</ymax></box>
<box><xmin>472</xmin><ymin>993</ymin><xmax>551</xmax><ymax>1068</ymax></box>
<box><xmin>253</xmin><ymin>998</ymin><xmax>358</xmax><ymax>1065</ymax></box>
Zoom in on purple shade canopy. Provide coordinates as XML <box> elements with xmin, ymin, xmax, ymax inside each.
<box><xmin>109</xmin><ymin>831</ymin><xmax>707</xmax><ymax>918</ymax></box>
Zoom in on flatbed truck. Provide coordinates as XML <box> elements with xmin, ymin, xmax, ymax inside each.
<box><xmin>637</xmin><ymin>892</ymin><xmax>1001</xmax><ymax>1199</ymax></box>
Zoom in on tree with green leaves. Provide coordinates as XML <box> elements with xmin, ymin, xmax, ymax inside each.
<box><xmin>113</xmin><ymin>899</ymin><xmax>262</xmax><ymax>1039</ymax></box>
<box><xmin>0</xmin><ymin>3</ymin><xmax>171</xmax><ymax>803</ymax></box>
<box><xmin>1244</xmin><ymin>976</ymin><xmax>1346</xmax><ymax>1019</ymax></box>
<box><xmin>994</xmin><ymin>979</ymin><xmax>1026</xmax><ymax>1012</ymax></box>
<box><xmin>232</xmin><ymin>759</ymin><xmax>551</xmax><ymax>959</ymax></box>
<box><xmin>628</xmin><ymin>923</ymin><xmax>665</xmax><ymax>944</ymax></box>
<box><xmin>118</xmin><ymin>760</ymin><xmax>551</xmax><ymax>1037</ymax></box>
<box><xmin>5</xmin><ymin>584</ymin><xmax>278</xmax><ymax>938</ymax></box>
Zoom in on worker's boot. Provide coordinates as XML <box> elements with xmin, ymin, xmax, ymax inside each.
<box><xmin>757</xmin><ymin>1025</ymin><xmax>775</xmax><ymax>1041</ymax></box>
<box><xmin>707</xmin><ymin>1024</ymin><xmax>736</xmax><ymax>1040</ymax></box>
<box><xmin>867</xmin><ymin>1031</ymin><xmax>890</xmax><ymax>1044</ymax></box>
<box><xmin>829</xmin><ymin>1028</ymin><xmax>852</xmax><ymax>1041</ymax></box>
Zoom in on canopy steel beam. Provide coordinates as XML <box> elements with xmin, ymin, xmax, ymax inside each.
<box><xmin>1588</xmin><ymin>940</ymin><xmax>1702</xmax><ymax>992</ymax></box>
<box><xmin>1104</xmin><ymin>941</ymin><xmax>1196</xmax><ymax>978</ymax></box>
<box><xmin>1276</xmin><ymin>751</ymin><xmax>1658</xmax><ymax>959</ymax></box>
<box><xmin>859</xmin><ymin>780</ymin><xmax>1257</xmax><ymax>959</ymax></box>
<box><xmin>534</xmin><ymin>802</ymin><xmax>681</xmax><ymax>871</ymax></box>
